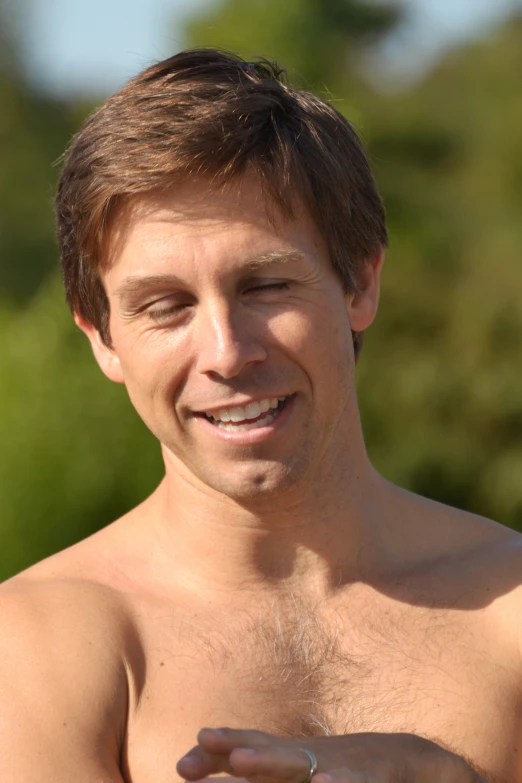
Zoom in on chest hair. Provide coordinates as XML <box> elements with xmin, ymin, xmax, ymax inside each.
<box><xmin>188</xmin><ymin>590</ymin><xmax>475</xmax><ymax>740</ymax></box>
<box><xmin>193</xmin><ymin>593</ymin><xmax>376</xmax><ymax>737</ymax></box>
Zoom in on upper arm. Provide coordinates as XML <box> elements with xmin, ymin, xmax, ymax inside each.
<box><xmin>0</xmin><ymin>581</ymin><xmax>129</xmax><ymax>782</ymax></box>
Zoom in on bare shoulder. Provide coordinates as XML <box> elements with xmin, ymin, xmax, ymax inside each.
<box><xmin>403</xmin><ymin>493</ymin><xmax>522</xmax><ymax>648</ymax></box>
<box><xmin>0</xmin><ymin>565</ymin><xmax>136</xmax><ymax>781</ymax></box>
<box><xmin>0</xmin><ymin>525</ymin><xmax>143</xmax><ymax>704</ymax></box>
<box><xmin>464</xmin><ymin>521</ymin><xmax>522</xmax><ymax>622</ymax></box>
<box><xmin>0</xmin><ymin>566</ymin><xmax>135</xmax><ymax>654</ymax></box>
<box><xmin>449</xmin><ymin>519</ymin><xmax>522</xmax><ymax>676</ymax></box>
<box><xmin>429</xmin><ymin>502</ymin><xmax>522</xmax><ymax>597</ymax></box>
<box><xmin>395</xmin><ymin>484</ymin><xmax>522</xmax><ymax>588</ymax></box>
<box><xmin>389</xmin><ymin>485</ymin><xmax>522</xmax><ymax>627</ymax></box>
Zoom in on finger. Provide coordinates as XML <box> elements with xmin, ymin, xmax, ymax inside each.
<box><xmin>178</xmin><ymin>727</ymin><xmax>273</xmax><ymax>780</ymax></box>
<box><xmin>197</xmin><ymin>727</ymin><xmax>273</xmax><ymax>754</ymax></box>
<box><xmin>177</xmin><ymin>743</ymin><xmax>234</xmax><ymax>780</ymax></box>
<box><xmin>229</xmin><ymin>745</ymin><xmax>317</xmax><ymax>783</ymax></box>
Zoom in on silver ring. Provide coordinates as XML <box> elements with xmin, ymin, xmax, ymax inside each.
<box><xmin>299</xmin><ymin>749</ymin><xmax>318</xmax><ymax>783</ymax></box>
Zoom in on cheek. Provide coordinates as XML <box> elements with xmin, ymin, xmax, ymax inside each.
<box><xmin>113</xmin><ymin>327</ymin><xmax>189</xmax><ymax>404</ymax></box>
<box><xmin>267</xmin><ymin>303</ymin><xmax>351</xmax><ymax>357</ymax></box>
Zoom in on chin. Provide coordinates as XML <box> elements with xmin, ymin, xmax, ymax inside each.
<box><xmin>160</xmin><ymin>433</ymin><xmax>317</xmax><ymax>502</ymax></box>
<box><xmin>182</xmin><ymin>451</ymin><xmax>313</xmax><ymax>504</ymax></box>
<box><xmin>206</xmin><ymin>463</ymin><xmax>298</xmax><ymax>501</ymax></box>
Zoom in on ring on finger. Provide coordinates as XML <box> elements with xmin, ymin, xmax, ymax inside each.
<box><xmin>299</xmin><ymin>749</ymin><xmax>318</xmax><ymax>783</ymax></box>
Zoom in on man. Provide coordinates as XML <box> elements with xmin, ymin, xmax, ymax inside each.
<box><xmin>0</xmin><ymin>48</ymin><xmax>519</xmax><ymax>783</ymax></box>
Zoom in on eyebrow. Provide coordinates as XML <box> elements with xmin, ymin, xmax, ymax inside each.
<box><xmin>113</xmin><ymin>249</ymin><xmax>306</xmax><ymax>304</ymax></box>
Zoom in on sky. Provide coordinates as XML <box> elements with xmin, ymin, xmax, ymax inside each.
<box><xmin>18</xmin><ymin>0</ymin><xmax>522</xmax><ymax>97</ymax></box>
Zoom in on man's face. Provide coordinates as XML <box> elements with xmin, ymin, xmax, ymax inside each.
<box><xmin>85</xmin><ymin>176</ymin><xmax>381</xmax><ymax>501</ymax></box>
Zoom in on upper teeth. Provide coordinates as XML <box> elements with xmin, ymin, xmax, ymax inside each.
<box><xmin>206</xmin><ymin>397</ymin><xmax>286</xmax><ymax>423</ymax></box>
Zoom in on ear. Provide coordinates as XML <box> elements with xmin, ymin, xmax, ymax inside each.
<box><xmin>74</xmin><ymin>313</ymin><xmax>125</xmax><ymax>384</ymax></box>
<box><xmin>345</xmin><ymin>247</ymin><xmax>384</xmax><ymax>332</ymax></box>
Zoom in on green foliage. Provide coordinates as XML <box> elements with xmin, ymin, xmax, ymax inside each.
<box><xmin>0</xmin><ymin>69</ymin><xmax>81</xmax><ymax>304</ymax></box>
<box><xmin>0</xmin><ymin>278</ymin><xmax>163</xmax><ymax>580</ymax></box>
<box><xmin>188</xmin><ymin>0</ymin><xmax>522</xmax><ymax>528</ymax></box>
<box><xmin>360</xmin><ymin>16</ymin><xmax>522</xmax><ymax>524</ymax></box>
<box><xmin>1</xmin><ymin>1</ymin><xmax>521</xmax><ymax>580</ymax></box>
<box><xmin>186</xmin><ymin>0</ymin><xmax>400</xmax><ymax>90</ymax></box>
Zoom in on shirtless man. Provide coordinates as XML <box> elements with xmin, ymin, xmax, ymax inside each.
<box><xmin>0</xmin><ymin>49</ymin><xmax>519</xmax><ymax>783</ymax></box>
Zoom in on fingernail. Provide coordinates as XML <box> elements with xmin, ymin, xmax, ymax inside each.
<box><xmin>239</xmin><ymin>748</ymin><xmax>258</xmax><ymax>756</ymax></box>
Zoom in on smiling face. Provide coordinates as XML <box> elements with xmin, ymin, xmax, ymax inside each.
<box><xmin>78</xmin><ymin>175</ymin><xmax>382</xmax><ymax>502</ymax></box>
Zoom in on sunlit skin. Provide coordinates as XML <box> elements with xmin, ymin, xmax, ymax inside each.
<box><xmin>88</xmin><ymin>177</ymin><xmax>380</xmax><ymax>497</ymax></box>
<box><xmin>77</xmin><ymin>174</ymin><xmax>387</xmax><ymax>593</ymax></box>
<box><xmin>3</xmin><ymin>173</ymin><xmax>521</xmax><ymax>783</ymax></box>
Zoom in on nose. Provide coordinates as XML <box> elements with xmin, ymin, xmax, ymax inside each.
<box><xmin>195</xmin><ymin>300</ymin><xmax>267</xmax><ymax>379</ymax></box>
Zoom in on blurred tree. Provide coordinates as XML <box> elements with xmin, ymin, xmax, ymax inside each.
<box><xmin>185</xmin><ymin>0</ymin><xmax>522</xmax><ymax>527</ymax></box>
<box><xmin>186</xmin><ymin>0</ymin><xmax>402</xmax><ymax>118</ymax></box>
<box><xmin>359</xmin><ymin>14</ymin><xmax>522</xmax><ymax>526</ymax></box>
<box><xmin>0</xmin><ymin>73</ymin><xmax>82</xmax><ymax>303</ymax></box>
<box><xmin>186</xmin><ymin>0</ymin><xmax>401</xmax><ymax>81</ymax></box>
<box><xmin>0</xmin><ymin>0</ymin><xmax>92</xmax><ymax>305</ymax></box>
<box><xmin>0</xmin><ymin>3</ymin><xmax>163</xmax><ymax>579</ymax></box>
<box><xmin>0</xmin><ymin>0</ymin><xmax>20</xmax><ymax>74</ymax></box>
<box><xmin>1</xmin><ymin>1</ymin><xmax>522</xmax><ymax>581</ymax></box>
<box><xmin>0</xmin><ymin>277</ymin><xmax>163</xmax><ymax>579</ymax></box>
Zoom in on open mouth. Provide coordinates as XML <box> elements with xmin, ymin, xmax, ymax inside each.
<box><xmin>199</xmin><ymin>395</ymin><xmax>292</xmax><ymax>432</ymax></box>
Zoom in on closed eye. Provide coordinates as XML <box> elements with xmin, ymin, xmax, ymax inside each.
<box><xmin>148</xmin><ymin>301</ymin><xmax>193</xmax><ymax>321</ymax></box>
<box><xmin>146</xmin><ymin>282</ymin><xmax>289</xmax><ymax>321</ymax></box>
<box><xmin>245</xmin><ymin>281</ymin><xmax>289</xmax><ymax>293</ymax></box>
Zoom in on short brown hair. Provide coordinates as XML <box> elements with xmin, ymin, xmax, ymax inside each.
<box><xmin>56</xmin><ymin>48</ymin><xmax>387</xmax><ymax>358</ymax></box>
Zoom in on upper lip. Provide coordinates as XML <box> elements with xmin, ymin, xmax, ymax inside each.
<box><xmin>193</xmin><ymin>394</ymin><xmax>291</xmax><ymax>416</ymax></box>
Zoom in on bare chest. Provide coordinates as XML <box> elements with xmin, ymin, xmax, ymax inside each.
<box><xmin>124</xmin><ymin>595</ymin><xmax>521</xmax><ymax>782</ymax></box>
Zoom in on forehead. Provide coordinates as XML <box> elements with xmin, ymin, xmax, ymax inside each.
<box><xmin>103</xmin><ymin>174</ymin><xmax>327</xmax><ymax>280</ymax></box>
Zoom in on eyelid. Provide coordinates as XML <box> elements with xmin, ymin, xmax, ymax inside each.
<box><xmin>133</xmin><ymin>279</ymin><xmax>290</xmax><ymax>320</ymax></box>
<box><xmin>245</xmin><ymin>280</ymin><xmax>289</xmax><ymax>291</ymax></box>
<box><xmin>148</xmin><ymin>302</ymin><xmax>193</xmax><ymax>321</ymax></box>
<box><xmin>145</xmin><ymin>291</ymin><xmax>194</xmax><ymax>307</ymax></box>
<box><xmin>144</xmin><ymin>292</ymin><xmax>195</xmax><ymax>319</ymax></box>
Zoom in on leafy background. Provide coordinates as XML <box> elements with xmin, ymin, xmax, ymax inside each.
<box><xmin>1</xmin><ymin>0</ymin><xmax>521</xmax><ymax>580</ymax></box>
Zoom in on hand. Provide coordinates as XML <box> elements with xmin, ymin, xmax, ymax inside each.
<box><xmin>176</xmin><ymin>727</ymin><xmax>486</xmax><ymax>783</ymax></box>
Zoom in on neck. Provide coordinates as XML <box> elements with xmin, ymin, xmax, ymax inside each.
<box><xmin>139</xmin><ymin>439</ymin><xmax>394</xmax><ymax>600</ymax></box>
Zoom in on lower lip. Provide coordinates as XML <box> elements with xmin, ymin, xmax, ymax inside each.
<box><xmin>194</xmin><ymin>396</ymin><xmax>295</xmax><ymax>444</ymax></box>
